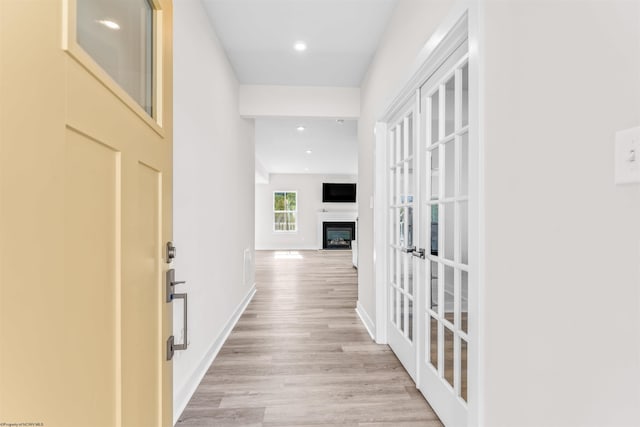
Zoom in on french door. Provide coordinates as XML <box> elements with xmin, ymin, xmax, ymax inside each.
<box><xmin>387</xmin><ymin>104</ymin><xmax>418</xmax><ymax>379</ymax></box>
<box><xmin>417</xmin><ymin>42</ymin><xmax>470</xmax><ymax>427</ymax></box>
<box><xmin>384</xmin><ymin>34</ymin><xmax>471</xmax><ymax>426</ymax></box>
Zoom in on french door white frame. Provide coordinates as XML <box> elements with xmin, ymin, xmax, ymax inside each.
<box><xmin>373</xmin><ymin>3</ymin><xmax>484</xmax><ymax>426</ymax></box>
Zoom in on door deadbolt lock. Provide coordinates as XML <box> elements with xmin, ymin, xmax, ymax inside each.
<box><xmin>166</xmin><ymin>241</ymin><xmax>176</xmax><ymax>263</ymax></box>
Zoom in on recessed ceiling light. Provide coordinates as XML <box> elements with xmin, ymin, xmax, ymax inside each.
<box><xmin>97</xmin><ymin>19</ymin><xmax>120</xmax><ymax>30</ymax></box>
<box><xmin>296</xmin><ymin>126</ymin><xmax>305</xmax><ymax>132</ymax></box>
<box><xmin>306</xmin><ymin>150</ymin><xmax>312</xmax><ymax>154</ymax></box>
<box><xmin>294</xmin><ymin>41</ymin><xmax>307</xmax><ymax>52</ymax></box>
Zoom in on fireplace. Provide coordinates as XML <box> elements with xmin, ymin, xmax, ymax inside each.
<box><xmin>323</xmin><ymin>221</ymin><xmax>356</xmax><ymax>250</ymax></box>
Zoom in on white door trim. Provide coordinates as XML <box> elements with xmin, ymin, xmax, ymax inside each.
<box><xmin>374</xmin><ymin>121</ymin><xmax>389</xmax><ymax>344</ymax></box>
<box><xmin>372</xmin><ymin>1</ymin><xmax>485</xmax><ymax>425</ymax></box>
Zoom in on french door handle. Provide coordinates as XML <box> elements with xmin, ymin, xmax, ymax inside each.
<box><xmin>402</xmin><ymin>246</ymin><xmax>416</xmax><ymax>253</ymax></box>
<box><xmin>412</xmin><ymin>248</ymin><xmax>426</xmax><ymax>259</ymax></box>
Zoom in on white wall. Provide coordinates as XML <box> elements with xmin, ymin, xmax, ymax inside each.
<box><xmin>239</xmin><ymin>85</ymin><xmax>360</xmax><ymax>118</ymax></box>
<box><xmin>256</xmin><ymin>174</ymin><xmax>357</xmax><ymax>250</ymax></box>
<box><xmin>482</xmin><ymin>1</ymin><xmax>640</xmax><ymax>426</ymax></box>
<box><xmin>173</xmin><ymin>0</ymin><xmax>255</xmax><ymax>423</ymax></box>
<box><xmin>255</xmin><ymin>157</ymin><xmax>270</xmax><ymax>184</ymax></box>
<box><xmin>358</xmin><ymin>0</ymin><xmax>455</xmax><ymax>331</ymax></box>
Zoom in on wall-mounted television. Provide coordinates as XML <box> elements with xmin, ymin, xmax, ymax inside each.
<box><xmin>322</xmin><ymin>183</ymin><xmax>357</xmax><ymax>203</ymax></box>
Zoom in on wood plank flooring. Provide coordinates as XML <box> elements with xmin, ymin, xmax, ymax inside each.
<box><xmin>177</xmin><ymin>250</ymin><xmax>443</xmax><ymax>427</ymax></box>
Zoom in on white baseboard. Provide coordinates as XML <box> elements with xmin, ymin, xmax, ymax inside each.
<box><xmin>173</xmin><ymin>284</ymin><xmax>256</xmax><ymax>426</ymax></box>
<box><xmin>255</xmin><ymin>247</ymin><xmax>320</xmax><ymax>251</ymax></box>
<box><xmin>355</xmin><ymin>301</ymin><xmax>376</xmax><ymax>341</ymax></box>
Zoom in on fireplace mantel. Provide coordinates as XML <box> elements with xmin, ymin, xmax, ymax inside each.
<box><xmin>317</xmin><ymin>211</ymin><xmax>357</xmax><ymax>249</ymax></box>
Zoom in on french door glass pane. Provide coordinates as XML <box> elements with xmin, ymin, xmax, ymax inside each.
<box><xmin>444</xmin><ymin>327</ymin><xmax>454</xmax><ymax>386</ymax></box>
<box><xmin>460</xmin><ymin>201</ymin><xmax>469</xmax><ymax>264</ymax></box>
<box><xmin>461</xmin><ymin>338</ymin><xmax>468</xmax><ymax>401</ymax></box>
<box><xmin>391</xmin><ymin>288</ymin><xmax>396</xmax><ymax>325</ymax></box>
<box><xmin>460</xmin><ymin>133</ymin><xmax>469</xmax><ymax>196</ymax></box>
<box><xmin>396</xmin><ymin>250</ymin><xmax>402</xmax><ymax>287</ymax></box>
<box><xmin>389</xmin><ymin>129</ymin><xmax>396</xmax><ymax>165</ymax></box>
<box><xmin>408</xmin><ymin>298</ymin><xmax>414</xmax><ymax>340</ymax></box>
<box><xmin>444</xmin><ymin>266</ymin><xmax>454</xmax><ymax>323</ymax></box>
<box><xmin>399</xmin><ymin>208</ymin><xmax>405</xmax><ymax>246</ymax></box>
<box><xmin>461</xmin><ymin>63</ymin><xmax>469</xmax><ymax>127</ymax></box>
<box><xmin>77</xmin><ymin>0</ymin><xmax>153</xmax><ymax>115</ymax></box>
<box><xmin>445</xmin><ymin>76</ymin><xmax>455</xmax><ymax>136</ymax></box>
<box><xmin>430</xmin><ymin>261</ymin><xmax>439</xmax><ymax>311</ymax></box>
<box><xmin>430</xmin><ymin>92</ymin><xmax>440</xmax><ymax>144</ymax></box>
<box><xmin>400</xmin><ymin>293</ymin><xmax>405</xmax><ymax>331</ymax></box>
<box><xmin>392</xmin><ymin>209</ymin><xmax>398</xmax><ymax>246</ymax></box>
<box><xmin>398</xmin><ymin>166</ymin><xmax>405</xmax><ymax>204</ymax></box>
<box><xmin>461</xmin><ymin>270</ymin><xmax>469</xmax><ymax>334</ymax></box>
<box><xmin>407</xmin><ymin>255</ymin><xmax>414</xmax><ymax>295</ymax></box>
<box><xmin>444</xmin><ymin>203</ymin><xmax>455</xmax><ymax>261</ymax></box>
<box><xmin>389</xmin><ymin>171</ymin><xmax>395</xmax><ymax>209</ymax></box>
<box><xmin>445</xmin><ymin>140</ymin><xmax>456</xmax><ymax>198</ymax></box>
<box><xmin>398</xmin><ymin>125</ymin><xmax>405</xmax><ymax>160</ymax></box>
<box><xmin>396</xmin><ymin>127</ymin><xmax>402</xmax><ymax>165</ymax></box>
<box><xmin>407</xmin><ymin>159</ymin><xmax>415</xmax><ymax>202</ymax></box>
<box><xmin>389</xmin><ymin>248</ymin><xmax>396</xmax><ymax>283</ymax></box>
<box><xmin>430</xmin><ymin>148</ymin><xmax>439</xmax><ymax>199</ymax></box>
<box><xmin>430</xmin><ymin>316</ymin><xmax>439</xmax><ymax>368</ymax></box>
<box><xmin>407</xmin><ymin>116</ymin><xmax>414</xmax><ymax>156</ymax></box>
<box><xmin>407</xmin><ymin>207</ymin><xmax>414</xmax><ymax>248</ymax></box>
<box><xmin>430</xmin><ymin>205</ymin><xmax>439</xmax><ymax>256</ymax></box>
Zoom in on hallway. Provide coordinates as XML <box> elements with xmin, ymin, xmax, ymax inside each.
<box><xmin>177</xmin><ymin>250</ymin><xmax>442</xmax><ymax>426</ymax></box>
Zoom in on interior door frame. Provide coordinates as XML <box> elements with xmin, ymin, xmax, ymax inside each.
<box><xmin>373</xmin><ymin>2</ymin><xmax>484</xmax><ymax>425</ymax></box>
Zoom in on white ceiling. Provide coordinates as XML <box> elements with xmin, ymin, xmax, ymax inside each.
<box><xmin>255</xmin><ymin>118</ymin><xmax>357</xmax><ymax>175</ymax></box>
<box><xmin>201</xmin><ymin>0</ymin><xmax>398</xmax><ymax>86</ymax></box>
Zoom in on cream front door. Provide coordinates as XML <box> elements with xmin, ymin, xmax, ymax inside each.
<box><xmin>0</xmin><ymin>1</ymin><xmax>173</xmax><ymax>426</ymax></box>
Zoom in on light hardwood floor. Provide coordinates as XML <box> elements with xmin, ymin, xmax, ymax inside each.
<box><xmin>177</xmin><ymin>250</ymin><xmax>443</xmax><ymax>427</ymax></box>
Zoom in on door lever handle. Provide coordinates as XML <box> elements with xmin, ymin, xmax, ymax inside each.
<box><xmin>412</xmin><ymin>248</ymin><xmax>426</xmax><ymax>259</ymax></box>
<box><xmin>401</xmin><ymin>246</ymin><xmax>416</xmax><ymax>253</ymax></box>
<box><xmin>166</xmin><ymin>269</ymin><xmax>186</xmax><ymax>302</ymax></box>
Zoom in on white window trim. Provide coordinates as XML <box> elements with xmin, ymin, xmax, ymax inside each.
<box><xmin>273</xmin><ymin>191</ymin><xmax>298</xmax><ymax>233</ymax></box>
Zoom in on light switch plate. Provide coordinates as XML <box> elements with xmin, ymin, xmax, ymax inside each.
<box><xmin>615</xmin><ymin>126</ymin><xmax>640</xmax><ymax>184</ymax></box>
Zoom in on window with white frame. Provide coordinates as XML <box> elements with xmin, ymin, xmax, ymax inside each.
<box><xmin>273</xmin><ymin>191</ymin><xmax>297</xmax><ymax>232</ymax></box>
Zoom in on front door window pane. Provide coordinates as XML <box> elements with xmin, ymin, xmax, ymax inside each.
<box><xmin>77</xmin><ymin>0</ymin><xmax>154</xmax><ymax>116</ymax></box>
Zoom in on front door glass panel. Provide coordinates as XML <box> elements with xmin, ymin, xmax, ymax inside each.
<box><xmin>77</xmin><ymin>0</ymin><xmax>154</xmax><ymax>115</ymax></box>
